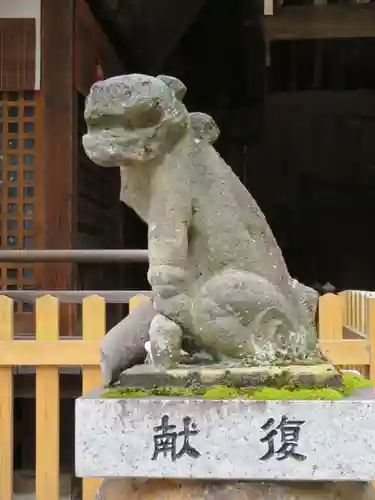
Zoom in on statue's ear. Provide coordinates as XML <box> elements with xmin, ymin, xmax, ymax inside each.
<box><xmin>157</xmin><ymin>75</ymin><xmax>187</xmax><ymax>101</ymax></box>
<box><xmin>190</xmin><ymin>112</ymin><xmax>220</xmax><ymax>144</ymax></box>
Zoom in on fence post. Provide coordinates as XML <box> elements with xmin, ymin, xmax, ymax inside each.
<box><xmin>36</xmin><ymin>296</ymin><xmax>60</xmax><ymax>500</ymax></box>
<box><xmin>318</xmin><ymin>293</ymin><xmax>344</xmax><ymax>341</ymax></box>
<box><xmin>82</xmin><ymin>296</ymin><xmax>106</xmax><ymax>500</ymax></box>
<box><xmin>81</xmin><ymin>294</ymin><xmax>149</xmax><ymax>500</ymax></box>
<box><xmin>129</xmin><ymin>294</ymin><xmax>152</xmax><ymax>312</ymax></box>
<box><xmin>368</xmin><ymin>297</ymin><xmax>375</xmax><ymax>386</ymax></box>
<box><xmin>0</xmin><ymin>296</ymin><xmax>14</xmax><ymax>500</ymax></box>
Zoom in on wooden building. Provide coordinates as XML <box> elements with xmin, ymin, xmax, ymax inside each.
<box><xmin>1</xmin><ymin>0</ymin><xmax>375</xmax><ymax>337</ymax></box>
<box><xmin>1</xmin><ymin>0</ymin><xmax>375</xmax><ymax>483</ymax></box>
<box><xmin>0</xmin><ymin>0</ymin><xmax>124</xmax><ymax>334</ymax></box>
<box><xmin>90</xmin><ymin>0</ymin><xmax>375</xmax><ymax>293</ymax></box>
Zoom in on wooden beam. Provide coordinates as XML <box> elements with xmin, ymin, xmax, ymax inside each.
<box><xmin>264</xmin><ymin>5</ymin><xmax>375</xmax><ymax>40</ymax></box>
<box><xmin>0</xmin><ymin>249</ymin><xmax>148</xmax><ymax>263</ymax></box>
<box><xmin>320</xmin><ymin>340</ymin><xmax>370</xmax><ymax>366</ymax></box>
<box><xmin>1</xmin><ymin>290</ymin><xmax>152</xmax><ymax>303</ymax></box>
<box><xmin>1</xmin><ymin>338</ymin><xmax>369</xmax><ymax>367</ymax></box>
<box><xmin>0</xmin><ymin>340</ymin><xmax>100</xmax><ymax>366</ymax></box>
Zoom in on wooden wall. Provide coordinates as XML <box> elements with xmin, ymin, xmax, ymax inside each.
<box><xmin>74</xmin><ymin>0</ymin><xmax>124</xmax><ymax>95</ymax></box>
<box><xmin>247</xmin><ymin>91</ymin><xmax>375</xmax><ymax>289</ymax></box>
<box><xmin>0</xmin><ymin>0</ymin><xmax>41</xmax><ymax>90</ymax></box>
<box><xmin>0</xmin><ymin>19</ymin><xmax>36</xmax><ymax>90</ymax></box>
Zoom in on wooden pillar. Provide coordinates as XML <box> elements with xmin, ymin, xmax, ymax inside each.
<box><xmin>40</xmin><ymin>0</ymin><xmax>75</xmax><ymax>291</ymax></box>
<box><xmin>40</xmin><ymin>0</ymin><xmax>75</xmax><ymax>336</ymax></box>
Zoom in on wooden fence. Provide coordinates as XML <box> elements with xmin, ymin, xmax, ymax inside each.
<box><xmin>319</xmin><ymin>291</ymin><xmax>375</xmax><ymax>379</ymax></box>
<box><xmin>0</xmin><ymin>291</ymin><xmax>374</xmax><ymax>500</ymax></box>
<box><xmin>342</xmin><ymin>290</ymin><xmax>375</xmax><ymax>340</ymax></box>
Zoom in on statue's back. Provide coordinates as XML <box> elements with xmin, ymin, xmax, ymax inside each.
<box><xmin>178</xmin><ymin>139</ymin><xmax>290</xmax><ymax>290</ymax></box>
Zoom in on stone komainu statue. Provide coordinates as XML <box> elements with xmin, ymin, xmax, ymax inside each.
<box><xmin>82</xmin><ymin>73</ymin><xmax>321</xmax><ymax>385</ymax></box>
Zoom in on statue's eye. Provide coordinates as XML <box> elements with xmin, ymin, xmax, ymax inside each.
<box><xmin>86</xmin><ymin>115</ymin><xmax>121</xmax><ymax>130</ymax></box>
<box><xmin>125</xmin><ymin>106</ymin><xmax>163</xmax><ymax>130</ymax></box>
<box><xmin>85</xmin><ymin>116</ymin><xmax>104</xmax><ymax>127</ymax></box>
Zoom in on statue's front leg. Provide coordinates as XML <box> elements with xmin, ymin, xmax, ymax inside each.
<box><xmin>147</xmin><ymin>283</ymin><xmax>195</xmax><ymax>368</ymax></box>
<box><xmin>146</xmin><ymin>164</ymin><xmax>192</xmax><ymax>367</ymax></box>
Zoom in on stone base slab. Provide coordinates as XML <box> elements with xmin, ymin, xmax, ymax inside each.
<box><xmin>119</xmin><ymin>363</ymin><xmax>341</xmax><ymax>389</ymax></box>
<box><xmin>97</xmin><ymin>479</ymin><xmax>375</xmax><ymax>500</ymax></box>
<box><xmin>76</xmin><ymin>387</ymin><xmax>375</xmax><ymax>481</ymax></box>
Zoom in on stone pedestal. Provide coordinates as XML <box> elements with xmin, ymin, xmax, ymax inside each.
<box><xmin>118</xmin><ymin>363</ymin><xmax>342</xmax><ymax>389</ymax></box>
<box><xmin>76</xmin><ymin>387</ymin><xmax>375</xmax><ymax>499</ymax></box>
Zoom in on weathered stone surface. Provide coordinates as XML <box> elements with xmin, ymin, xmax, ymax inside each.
<box><xmin>82</xmin><ymin>73</ymin><xmax>324</xmax><ymax>383</ymax></box>
<box><xmin>75</xmin><ymin>388</ymin><xmax>375</xmax><ymax>480</ymax></box>
<box><xmin>119</xmin><ymin>363</ymin><xmax>342</xmax><ymax>389</ymax></box>
<box><xmin>96</xmin><ymin>478</ymin><xmax>375</xmax><ymax>500</ymax></box>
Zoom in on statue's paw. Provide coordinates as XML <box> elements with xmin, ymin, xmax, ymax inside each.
<box><xmin>148</xmin><ymin>314</ymin><xmax>183</xmax><ymax>369</ymax></box>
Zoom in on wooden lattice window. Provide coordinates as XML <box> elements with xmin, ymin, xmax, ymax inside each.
<box><xmin>0</xmin><ymin>90</ymin><xmax>40</xmax><ymax>312</ymax></box>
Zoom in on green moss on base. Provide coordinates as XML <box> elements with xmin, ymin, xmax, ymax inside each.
<box><xmin>247</xmin><ymin>387</ymin><xmax>343</xmax><ymax>400</ymax></box>
<box><xmin>203</xmin><ymin>386</ymin><xmax>241</xmax><ymax>399</ymax></box>
<box><xmin>340</xmin><ymin>371</ymin><xmax>372</xmax><ymax>395</ymax></box>
<box><xmin>102</xmin><ymin>386</ymin><xmax>207</xmax><ymax>399</ymax></box>
<box><xmin>101</xmin><ymin>373</ymin><xmax>372</xmax><ymax>401</ymax></box>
